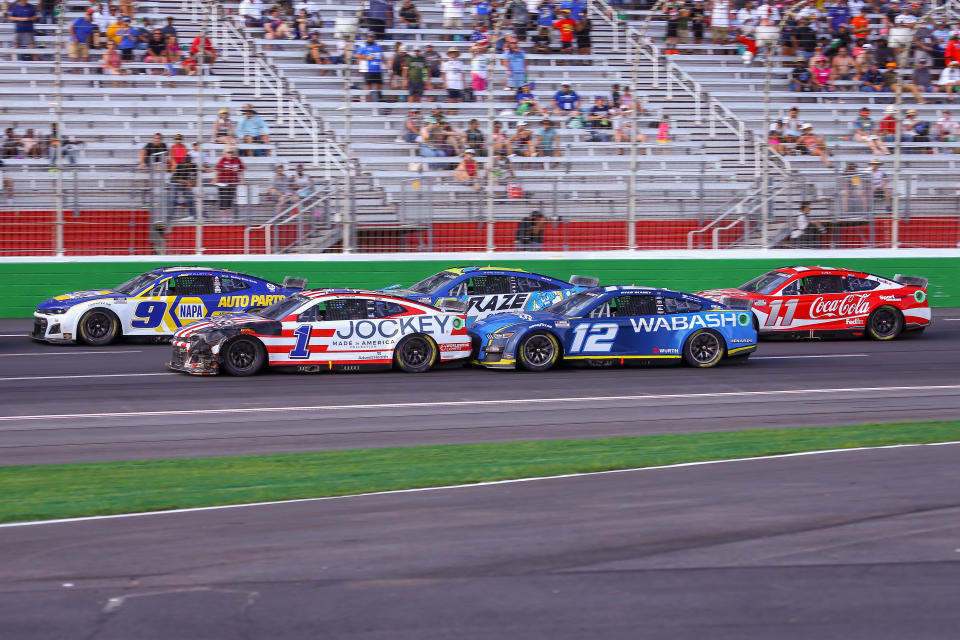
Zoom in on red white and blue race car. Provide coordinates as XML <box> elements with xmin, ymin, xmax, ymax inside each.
<box><xmin>697</xmin><ymin>265</ymin><xmax>930</xmax><ymax>340</ymax></box>
<box><xmin>168</xmin><ymin>289</ymin><xmax>471</xmax><ymax>375</ymax></box>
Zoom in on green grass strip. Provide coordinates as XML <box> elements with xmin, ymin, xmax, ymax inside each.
<box><xmin>3</xmin><ymin>420</ymin><xmax>959</xmax><ymax>523</ymax></box>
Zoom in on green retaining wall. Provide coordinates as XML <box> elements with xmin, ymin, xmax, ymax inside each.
<box><xmin>2</xmin><ymin>257</ymin><xmax>957</xmax><ymax>318</ymax></box>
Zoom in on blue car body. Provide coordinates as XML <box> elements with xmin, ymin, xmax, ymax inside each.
<box><xmin>381</xmin><ymin>266</ymin><xmax>597</xmax><ymax>325</ymax></box>
<box><xmin>469</xmin><ymin>286</ymin><xmax>758</xmax><ymax>370</ymax></box>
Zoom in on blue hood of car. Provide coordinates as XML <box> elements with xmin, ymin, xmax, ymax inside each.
<box><xmin>36</xmin><ymin>289</ymin><xmax>126</xmax><ymax>311</ymax></box>
<box><xmin>470</xmin><ymin>311</ymin><xmax>566</xmax><ymax>334</ymax></box>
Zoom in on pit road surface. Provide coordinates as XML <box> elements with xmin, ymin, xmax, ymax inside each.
<box><xmin>0</xmin><ymin>312</ymin><xmax>958</xmax><ymax>465</ymax></box>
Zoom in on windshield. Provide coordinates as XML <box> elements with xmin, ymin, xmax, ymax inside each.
<box><xmin>543</xmin><ymin>291</ymin><xmax>603</xmax><ymax>317</ymax></box>
<box><xmin>409</xmin><ymin>271</ymin><xmax>460</xmax><ymax>294</ymax></box>
<box><xmin>115</xmin><ymin>272</ymin><xmax>161</xmax><ymax>295</ymax></box>
<box><xmin>260</xmin><ymin>294</ymin><xmax>306</xmax><ymax>320</ymax></box>
<box><xmin>739</xmin><ymin>271</ymin><xmax>790</xmax><ymax>295</ymax></box>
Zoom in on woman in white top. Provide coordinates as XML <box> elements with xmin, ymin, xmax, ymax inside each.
<box><xmin>441</xmin><ymin>48</ymin><xmax>465</xmax><ymax>102</ymax></box>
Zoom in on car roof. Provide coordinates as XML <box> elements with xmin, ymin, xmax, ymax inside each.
<box><xmin>774</xmin><ymin>265</ymin><xmax>854</xmax><ymax>276</ymax></box>
<box><xmin>443</xmin><ymin>266</ymin><xmax>532</xmax><ymax>276</ymax></box>
<box><xmin>150</xmin><ymin>266</ymin><xmax>255</xmax><ymax>277</ymax></box>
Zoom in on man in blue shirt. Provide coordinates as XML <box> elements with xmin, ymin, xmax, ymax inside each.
<box><xmin>365</xmin><ymin>0</ymin><xmax>394</xmax><ymax>38</ymax></box>
<box><xmin>355</xmin><ymin>32</ymin><xmax>385</xmax><ymax>95</ymax></box>
<box><xmin>69</xmin><ymin>9</ymin><xmax>96</xmax><ymax>62</ymax></box>
<box><xmin>10</xmin><ymin>0</ymin><xmax>38</xmax><ymax>61</ymax></box>
<box><xmin>502</xmin><ymin>41</ymin><xmax>527</xmax><ymax>90</ymax></box>
<box><xmin>560</xmin><ymin>0</ymin><xmax>586</xmax><ymax>21</ymax></box>
<box><xmin>552</xmin><ymin>83</ymin><xmax>581</xmax><ymax>116</ymax></box>
<box><xmin>236</xmin><ymin>106</ymin><xmax>272</xmax><ymax>157</ymax></box>
<box><xmin>472</xmin><ymin>0</ymin><xmax>492</xmax><ymax>28</ymax></box>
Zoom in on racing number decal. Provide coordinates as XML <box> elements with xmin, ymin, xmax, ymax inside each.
<box><xmin>289</xmin><ymin>325</ymin><xmax>312</xmax><ymax>359</ymax></box>
<box><xmin>132</xmin><ymin>301</ymin><xmax>166</xmax><ymax>328</ymax></box>
<box><xmin>570</xmin><ymin>323</ymin><xmax>618</xmax><ymax>353</ymax></box>
<box><xmin>763</xmin><ymin>299</ymin><xmax>800</xmax><ymax>327</ymax></box>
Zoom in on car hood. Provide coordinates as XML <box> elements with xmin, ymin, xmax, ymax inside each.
<box><xmin>470</xmin><ymin>311</ymin><xmax>566</xmax><ymax>335</ymax></box>
<box><xmin>36</xmin><ymin>289</ymin><xmax>126</xmax><ymax>311</ymax></box>
<box><xmin>173</xmin><ymin>312</ymin><xmax>271</xmax><ymax>338</ymax></box>
<box><xmin>377</xmin><ymin>287</ymin><xmax>436</xmax><ymax>304</ymax></box>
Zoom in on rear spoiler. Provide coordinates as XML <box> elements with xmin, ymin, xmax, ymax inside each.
<box><xmin>437</xmin><ymin>298</ymin><xmax>469</xmax><ymax>313</ymax></box>
<box><xmin>282</xmin><ymin>276</ymin><xmax>308</xmax><ymax>290</ymax></box>
<box><xmin>570</xmin><ymin>275</ymin><xmax>600</xmax><ymax>287</ymax></box>
<box><xmin>720</xmin><ymin>296</ymin><xmax>755</xmax><ymax>310</ymax></box>
<box><xmin>893</xmin><ymin>274</ymin><xmax>928</xmax><ymax>289</ymax></box>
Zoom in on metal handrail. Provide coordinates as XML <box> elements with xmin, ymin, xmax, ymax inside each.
<box><xmin>243</xmin><ymin>188</ymin><xmax>339</xmax><ymax>253</ymax></box>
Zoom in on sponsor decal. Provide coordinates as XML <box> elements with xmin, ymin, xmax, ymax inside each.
<box><xmin>518</xmin><ymin>314</ymin><xmax>533</xmax><ymax>321</ymax></box>
<box><xmin>878</xmin><ymin>295</ymin><xmax>902</xmax><ymax>302</ymax></box>
<box><xmin>653</xmin><ymin>347</ymin><xmax>680</xmax><ymax>354</ymax></box>
<box><xmin>335</xmin><ymin>315</ymin><xmax>453</xmax><ymax>340</ymax></box>
<box><xmin>217</xmin><ymin>294</ymin><xmax>287</xmax><ymax>308</ymax></box>
<box><xmin>845</xmin><ymin>318</ymin><xmax>862</xmax><ymax>325</ymax></box>
<box><xmin>738</xmin><ymin>313</ymin><xmax>750</xmax><ymax>326</ymax></box>
<box><xmin>730</xmin><ymin>338</ymin><xmax>754</xmax><ymax>343</ymax></box>
<box><xmin>914</xmin><ymin>290</ymin><xmax>927</xmax><ymax>303</ymax></box>
<box><xmin>452</xmin><ymin>317</ymin><xmax>464</xmax><ymax>330</ymax></box>
<box><xmin>555</xmin><ymin>320</ymin><xmax>570</xmax><ymax>328</ymax></box>
<box><xmin>266</xmin><ymin>283</ymin><xmax>277</xmax><ymax>291</ymax></box>
<box><xmin>529</xmin><ymin>323</ymin><xmax>550</xmax><ymax>329</ymax></box>
<box><xmin>177</xmin><ymin>303</ymin><xmax>206</xmax><ymax>320</ymax></box>
<box><xmin>439</xmin><ymin>342</ymin><xmax>471</xmax><ymax>352</ymax></box>
<box><xmin>467</xmin><ymin>293</ymin><xmax>531</xmax><ymax>314</ymax></box>
<box><xmin>753</xmin><ymin>300</ymin><xmax>767</xmax><ymax>307</ymax></box>
<box><xmin>630</xmin><ymin>313</ymin><xmax>738</xmax><ymax>333</ymax></box>
<box><xmin>809</xmin><ymin>294</ymin><xmax>871</xmax><ymax>319</ymax></box>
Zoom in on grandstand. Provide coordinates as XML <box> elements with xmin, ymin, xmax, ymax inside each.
<box><xmin>1</xmin><ymin>0</ymin><xmax>957</xmax><ymax>254</ymax></box>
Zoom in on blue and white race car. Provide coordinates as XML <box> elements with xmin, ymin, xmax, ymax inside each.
<box><xmin>469</xmin><ymin>286</ymin><xmax>758</xmax><ymax>371</ymax></box>
<box><xmin>33</xmin><ymin>266</ymin><xmax>306</xmax><ymax>345</ymax></box>
<box><xmin>381</xmin><ymin>266</ymin><xmax>598</xmax><ymax>325</ymax></box>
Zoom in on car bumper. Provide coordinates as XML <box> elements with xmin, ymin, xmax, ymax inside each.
<box><xmin>168</xmin><ymin>341</ymin><xmax>219</xmax><ymax>375</ymax></box>
<box><xmin>471</xmin><ymin>344</ymin><xmax>518</xmax><ymax>369</ymax></box>
<box><xmin>31</xmin><ymin>313</ymin><xmax>75</xmax><ymax>343</ymax></box>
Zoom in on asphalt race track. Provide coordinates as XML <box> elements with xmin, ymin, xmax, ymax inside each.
<box><xmin>1</xmin><ymin>311</ymin><xmax>959</xmax><ymax>638</ymax></box>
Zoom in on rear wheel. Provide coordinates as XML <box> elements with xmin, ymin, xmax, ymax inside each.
<box><xmin>394</xmin><ymin>335</ymin><xmax>437</xmax><ymax>373</ymax></box>
<box><xmin>866</xmin><ymin>305</ymin><xmax>903</xmax><ymax>340</ymax></box>
<box><xmin>517</xmin><ymin>331</ymin><xmax>560</xmax><ymax>372</ymax></box>
<box><xmin>78</xmin><ymin>309</ymin><xmax>119</xmax><ymax>346</ymax></box>
<box><xmin>683</xmin><ymin>329</ymin><xmax>724</xmax><ymax>368</ymax></box>
<box><xmin>221</xmin><ymin>337</ymin><xmax>266</xmax><ymax>376</ymax></box>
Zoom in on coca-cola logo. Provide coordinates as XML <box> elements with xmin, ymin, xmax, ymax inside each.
<box><xmin>810</xmin><ymin>294</ymin><xmax>871</xmax><ymax>318</ymax></box>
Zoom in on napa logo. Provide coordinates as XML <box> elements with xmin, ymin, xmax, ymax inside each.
<box><xmin>177</xmin><ymin>303</ymin><xmax>206</xmax><ymax>320</ymax></box>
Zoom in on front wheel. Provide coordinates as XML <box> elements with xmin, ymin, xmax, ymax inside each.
<box><xmin>78</xmin><ymin>309</ymin><xmax>119</xmax><ymax>346</ymax></box>
<box><xmin>394</xmin><ymin>334</ymin><xmax>437</xmax><ymax>373</ymax></box>
<box><xmin>866</xmin><ymin>305</ymin><xmax>903</xmax><ymax>340</ymax></box>
<box><xmin>517</xmin><ymin>331</ymin><xmax>560</xmax><ymax>372</ymax></box>
<box><xmin>683</xmin><ymin>329</ymin><xmax>724</xmax><ymax>368</ymax></box>
<box><xmin>221</xmin><ymin>337</ymin><xmax>266</xmax><ymax>376</ymax></box>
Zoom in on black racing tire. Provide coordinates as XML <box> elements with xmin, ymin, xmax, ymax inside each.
<box><xmin>78</xmin><ymin>309</ymin><xmax>120</xmax><ymax>346</ymax></box>
<box><xmin>517</xmin><ymin>331</ymin><xmax>560</xmax><ymax>372</ymax></box>
<box><xmin>394</xmin><ymin>334</ymin><xmax>437</xmax><ymax>373</ymax></box>
<box><xmin>683</xmin><ymin>329</ymin><xmax>724</xmax><ymax>368</ymax></box>
<box><xmin>221</xmin><ymin>337</ymin><xmax>266</xmax><ymax>376</ymax></box>
<box><xmin>866</xmin><ymin>305</ymin><xmax>903</xmax><ymax>341</ymax></box>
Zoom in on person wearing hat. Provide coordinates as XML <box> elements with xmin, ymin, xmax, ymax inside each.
<box><xmin>403</xmin><ymin>46</ymin><xmax>428</xmax><ymax>103</ymax></box>
<box><xmin>878</xmin><ymin>105</ymin><xmax>897</xmax><ymax>142</ymax></box>
<box><xmin>167</xmin><ymin>133</ymin><xmax>190</xmax><ymax>170</ymax></box>
<box><xmin>552</xmin><ymin>82</ymin><xmax>581</xmax><ymax>116</ymax></box>
<box><xmin>944</xmin><ymin>34</ymin><xmax>960</xmax><ymax>67</ymax></box>
<box><xmin>403</xmin><ymin>109</ymin><xmax>422</xmax><ymax>143</ymax></box>
<box><xmin>552</xmin><ymin>8</ymin><xmax>576</xmax><ymax>53</ymax></box>
<box><xmin>868</xmin><ymin>158</ymin><xmax>889</xmax><ymax>206</ymax></box>
<box><xmin>510</xmin><ymin>120</ymin><xmax>536</xmax><ymax>156</ymax></box>
<box><xmin>852</xmin><ymin>107</ymin><xmax>890</xmax><ymax>156</ymax></box>
<box><xmin>236</xmin><ymin>107</ymin><xmax>271</xmax><ymax>157</ymax></box>
<box><xmin>441</xmin><ymin>47</ymin><xmax>465</xmax><ymax>102</ymax></box>
<box><xmin>795</xmin><ymin>123</ymin><xmax>833</xmax><ymax>168</ymax></box>
<box><xmin>355</xmin><ymin>32</ymin><xmax>385</xmax><ymax>98</ymax></box>
<box><xmin>453</xmin><ymin>148</ymin><xmax>481</xmax><ymax>190</ymax></box>
<box><xmin>587</xmin><ymin>95</ymin><xmax>612</xmax><ymax>141</ymax></box>
<box><xmin>515</xmin><ymin>83</ymin><xmax>546</xmax><ymax>117</ymax></box>
<box><xmin>938</xmin><ymin>61</ymin><xmax>960</xmax><ymax>102</ymax></box>
<box><xmin>790</xmin><ymin>58</ymin><xmax>816</xmax><ymax>92</ymax></box>
<box><xmin>212</xmin><ymin>109</ymin><xmax>236</xmax><ymax>145</ymax></box>
<box><xmin>115</xmin><ymin>16</ymin><xmax>138</xmax><ymax>62</ymax></box>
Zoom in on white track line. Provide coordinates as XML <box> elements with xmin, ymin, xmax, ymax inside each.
<box><xmin>942</xmin><ymin>318</ymin><xmax>960</xmax><ymax>321</ymax></box>
<box><xmin>1</xmin><ymin>384</ymin><xmax>958</xmax><ymax>422</ymax></box>
<box><xmin>2</xmin><ymin>440</ymin><xmax>957</xmax><ymax>529</ymax></box>
<box><xmin>753</xmin><ymin>354</ymin><xmax>868</xmax><ymax>360</ymax></box>
<box><xmin>0</xmin><ymin>372</ymin><xmax>175</xmax><ymax>382</ymax></box>
<box><xmin>0</xmin><ymin>334</ymin><xmax>29</xmax><ymax>337</ymax></box>
<box><xmin>0</xmin><ymin>350</ymin><xmax>143</xmax><ymax>357</ymax></box>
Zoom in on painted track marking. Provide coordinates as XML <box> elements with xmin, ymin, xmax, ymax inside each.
<box><xmin>0</xmin><ymin>384</ymin><xmax>958</xmax><ymax>422</ymax></box>
<box><xmin>753</xmin><ymin>354</ymin><xmax>868</xmax><ymax>360</ymax></box>
<box><xmin>0</xmin><ymin>373</ymin><xmax>175</xmax><ymax>382</ymax></box>
<box><xmin>0</xmin><ymin>350</ymin><xmax>144</xmax><ymax>357</ymax></box>
<box><xmin>1</xmin><ymin>440</ymin><xmax>957</xmax><ymax>529</ymax></box>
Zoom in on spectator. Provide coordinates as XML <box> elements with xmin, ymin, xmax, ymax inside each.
<box><xmin>291</xmin><ymin>164</ymin><xmax>313</xmax><ymax>200</ymax></box>
<box><xmin>860</xmin><ymin>62</ymin><xmax>884</xmax><ymax>93</ymax></box>
<box><xmin>938</xmin><ymin>61</ymin><xmax>960</xmax><ymax>103</ymax></box>
<box><xmin>491</xmin><ymin>121</ymin><xmax>512</xmax><ymax>155</ymax></box>
<box><xmin>936</xmin><ymin>109</ymin><xmax>959</xmax><ymax>142</ymax></box>
<box><xmin>266</xmin><ymin>165</ymin><xmax>297</xmax><ymax>209</ymax></box>
<box><xmin>853</xmin><ymin>107</ymin><xmax>890</xmax><ymax>154</ymax></box>
<box><xmin>536</xmin><ymin>0</ymin><xmax>555</xmax><ymax>50</ymax></box>
<box><xmin>470</xmin><ymin>0</ymin><xmax>493</xmax><ymax>29</ymax></box>
<box><xmin>792</xmin><ymin>18</ymin><xmax>817</xmax><ymax>61</ymax></box>
<box><xmin>38</xmin><ymin>0</ymin><xmax>53</xmax><ymax>24</ymax></box>
<box><xmin>168</xmin><ymin>156</ymin><xmax>197</xmax><ymax>220</ymax></box>
<box><xmin>442</xmin><ymin>0</ymin><xmax>466</xmax><ymax>34</ymax></box>
<box><xmin>690</xmin><ymin>1</ymin><xmax>706</xmax><ymax>45</ymax></box>
<box><xmin>888</xmin><ymin>62</ymin><xmax>927</xmax><ymax>104</ymax></box>
<box><xmin>305</xmin><ymin>33</ymin><xmax>331</xmax><ymax>66</ymax></box>
<box><xmin>840</xmin><ymin>162</ymin><xmax>869</xmax><ymax>214</ymax></box>
<box><xmin>868</xmin><ymin>158</ymin><xmax>888</xmax><ymax>206</ymax></box>
<box><xmin>879</xmin><ymin>105</ymin><xmax>897</xmax><ymax>142</ymax></box>
<box><xmin>138</xmin><ymin>133</ymin><xmax>167</xmax><ymax>169</ymax></box>
<box><xmin>510</xmin><ymin>120</ymin><xmax>536</xmax><ymax>156</ymax></box>
<box><xmin>575</xmin><ymin>15</ymin><xmax>592</xmax><ymax>55</ymax></box>
<box><xmin>364</xmin><ymin>0</ymin><xmax>394</xmax><ymax>38</ymax></box>
<box><xmin>791</xmin><ymin>57</ymin><xmax>817</xmax><ymax>91</ymax></box>
<box><xmin>236</xmin><ymin>106</ymin><xmax>271</xmax><ymax>157</ymax></box>
<box><xmin>214</xmin><ymin>148</ymin><xmax>245</xmax><ymax>220</ymax></box>
<box><xmin>783</xmin><ymin>106</ymin><xmax>801</xmax><ymax>142</ymax></box>
<box><xmin>91</xmin><ymin>4</ymin><xmax>111</xmax><ymax>49</ymax></box>
<box><xmin>873</xmin><ymin>39</ymin><xmax>895</xmax><ymax>68</ymax></box>
<box><xmin>470</xmin><ymin>41</ymin><xmax>493</xmax><ymax>93</ymax></box>
<box><xmin>190</xmin><ymin>142</ymin><xmax>211</xmax><ymax>172</ymax></box>
<box><xmin>418</xmin><ymin>117</ymin><xmax>447</xmax><ymax>170</ymax></box>
<box><xmin>2</xmin><ymin>129</ymin><xmax>21</xmax><ymax>158</ymax></box>
<box><xmin>403</xmin><ymin>109</ymin><xmax>422</xmax><ymax>143</ymax></box>
<box><xmin>789</xmin><ymin>202</ymin><xmax>826</xmax><ymax>248</ymax></box>
<box><xmin>0</xmin><ymin>159</ymin><xmax>12</xmax><ymax>203</ymax></box>
<box><xmin>191</xmin><ymin>31</ymin><xmax>218</xmax><ymax>68</ymax></box>
<box><xmin>912</xmin><ymin>61</ymin><xmax>935</xmax><ymax>95</ymax></box>
<box><xmin>488</xmin><ymin>148</ymin><xmax>515</xmax><ymax>186</ymax></box>
<box><xmin>389</xmin><ymin>43</ymin><xmax>409</xmax><ymax>90</ymax></box>
<box><xmin>292</xmin><ymin>9</ymin><xmax>313</xmax><ymax>39</ymax></box>
<box><xmin>830</xmin><ymin>47</ymin><xmax>858</xmax><ymax>85</ymax></box>
<box><xmin>117</xmin><ymin>0</ymin><xmax>133</xmax><ymax>18</ymax></box>
<box><xmin>424</xmin><ymin>44</ymin><xmax>442</xmax><ymax>87</ymax></box>
<box><xmin>69</xmin><ymin>9</ymin><xmax>96</xmax><ymax>63</ymax></box>
<box><xmin>403</xmin><ymin>46</ymin><xmax>428</xmax><ymax>103</ymax></box>
<box><xmin>442</xmin><ymin>121</ymin><xmax>468</xmax><ymax>156</ymax></box>
<box><xmin>161</xmin><ymin>16</ymin><xmax>178</xmax><ymax>38</ymax></box>
<box><xmin>238</xmin><ymin>0</ymin><xmax>265</xmax><ymax>27</ymax></box>
<box><xmin>10</xmin><ymin>0</ymin><xmax>39</xmax><ymax>62</ymax></box>
<box><xmin>20</xmin><ymin>128</ymin><xmax>40</xmax><ymax>158</ymax></box>
<box><xmin>587</xmin><ymin>96</ymin><xmax>613</xmax><ymax>141</ymax></box>
<box><xmin>656</xmin><ymin>114</ymin><xmax>671</xmax><ymax>149</ymax></box>
<box><xmin>503</xmin><ymin>41</ymin><xmax>527</xmax><ymax>91</ymax></box>
<box><xmin>507</xmin><ymin>0</ymin><xmax>531</xmax><ymax>41</ymax></box>
<box><xmin>116</xmin><ymin>17</ymin><xmax>137</xmax><ymax>62</ymax></box>
<box><xmin>534</xmin><ymin>118</ymin><xmax>561</xmax><ymax>163</ymax></box>
<box><xmin>167</xmin><ymin>133</ymin><xmax>189</xmax><ymax>170</ymax></box>
<box><xmin>853</xmin><ymin>42</ymin><xmax>874</xmax><ymax>76</ymax></box>
<box><xmin>944</xmin><ymin>34</ymin><xmax>960</xmax><ymax>67</ymax></box>
<box><xmin>453</xmin><ymin>149</ymin><xmax>481</xmax><ymax>190</ymax></box>
<box><xmin>399</xmin><ymin>0</ymin><xmax>421</xmax><ymax>28</ymax></box>
<box><xmin>552</xmin><ymin>8</ymin><xmax>576</xmax><ymax>53</ymax></box>
<box><xmin>101</xmin><ymin>41</ymin><xmax>126</xmax><ymax>85</ymax></box>
<box><xmin>560</xmin><ymin>0</ymin><xmax>586</xmax><ymax>20</ymax></box>
<box><xmin>796</xmin><ymin>123</ymin><xmax>834</xmax><ymax>168</ymax></box>
<box><xmin>901</xmin><ymin>108</ymin><xmax>919</xmax><ymax>143</ymax></box>
<box><xmin>356</xmin><ymin>33</ymin><xmax>385</xmax><ymax>100</ymax></box>
<box><xmin>515</xmin><ymin>211</ymin><xmax>546</xmax><ymax>250</ymax></box>
<box><xmin>516</xmin><ymin>83</ymin><xmax>546</xmax><ymax>116</ymax></box>
<box><xmin>165</xmin><ymin>34</ymin><xmax>182</xmax><ymax>65</ymax></box>
<box><xmin>711</xmin><ymin>0</ymin><xmax>732</xmax><ymax>44</ymax></box>
<box><xmin>810</xmin><ymin>55</ymin><xmax>832</xmax><ymax>90</ymax></box>
<box><xmin>664</xmin><ymin>0</ymin><xmax>684</xmax><ymax>55</ymax></box>
<box><xmin>552</xmin><ymin>82</ymin><xmax>581</xmax><ymax>116</ymax></box>
<box><xmin>441</xmin><ymin>47</ymin><xmax>465</xmax><ymax>103</ymax></box>
<box><xmin>612</xmin><ymin>106</ymin><xmax>647</xmax><ymax>155</ymax></box>
<box><xmin>465</xmin><ymin>118</ymin><xmax>486</xmax><ymax>152</ymax></box>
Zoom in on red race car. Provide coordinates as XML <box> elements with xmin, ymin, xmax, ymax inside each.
<box><xmin>697</xmin><ymin>266</ymin><xmax>930</xmax><ymax>340</ymax></box>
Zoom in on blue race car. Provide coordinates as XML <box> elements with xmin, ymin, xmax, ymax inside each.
<box><xmin>381</xmin><ymin>266</ymin><xmax>598</xmax><ymax>325</ymax></box>
<box><xmin>469</xmin><ymin>286</ymin><xmax>757</xmax><ymax>371</ymax></box>
<box><xmin>33</xmin><ymin>266</ymin><xmax>307</xmax><ymax>345</ymax></box>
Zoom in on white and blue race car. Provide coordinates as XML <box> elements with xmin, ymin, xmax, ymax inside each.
<box><xmin>469</xmin><ymin>286</ymin><xmax>758</xmax><ymax>371</ymax></box>
<box><xmin>33</xmin><ymin>266</ymin><xmax>306</xmax><ymax>345</ymax></box>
